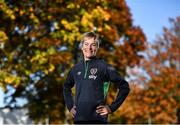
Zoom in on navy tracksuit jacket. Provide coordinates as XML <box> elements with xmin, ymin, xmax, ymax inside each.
<box><xmin>63</xmin><ymin>57</ymin><xmax>130</xmax><ymax>123</ymax></box>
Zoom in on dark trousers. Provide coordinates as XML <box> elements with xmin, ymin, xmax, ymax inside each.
<box><xmin>74</xmin><ymin>120</ymin><xmax>108</xmax><ymax>124</ymax></box>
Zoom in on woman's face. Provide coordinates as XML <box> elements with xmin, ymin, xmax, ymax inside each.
<box><xmin>82</xmin><ymin>37</ymin><xmax>98</xmax><ymax>60</ymax></box>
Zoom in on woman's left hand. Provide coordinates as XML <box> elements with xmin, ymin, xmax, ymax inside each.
<box><xmin>96</xmin><ymin>105</ymin><xmax>111</xmax><ymax>116</ymax></box>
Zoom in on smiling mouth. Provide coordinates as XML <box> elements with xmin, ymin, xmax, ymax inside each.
<box><xmin>86</xmin><ymin>51</ymin><xmax>94</xmax><ymax>54</ymax></box>
<box><xmin>85</xmin><ymin>50</ymin><xmax>93</xmax><ymax>53</ymax></box>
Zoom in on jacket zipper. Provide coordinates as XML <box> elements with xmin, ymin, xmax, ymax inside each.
<box><xmin>84</xmin><ymin>61</ymin><xmax>89</xmax><ymax>79</ymax></box>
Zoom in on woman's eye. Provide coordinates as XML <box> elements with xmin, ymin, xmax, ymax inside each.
<box><xmin>92</xmin><ymin>44</ymin><xmax>96</xmax><ymax>46</ymax></box>
<box><xmin>84</xmin><ymin>43</ymin><xmax>88</xmax><ymax>46</ymax></box>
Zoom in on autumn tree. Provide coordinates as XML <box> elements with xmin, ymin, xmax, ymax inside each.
<box><xmin>143</xmin><ymin>17</ymin><xmax>180</xmax><ymax>123</ymax></box>
<box><xmin>0</xmin><ymin>0</ymin><xmax>146</xmax><ymax>123</ymax></box>
<box><xmin>119</xmin><ymin>17</ymin><xmax>180</xmax><ymax>124</ymax></box>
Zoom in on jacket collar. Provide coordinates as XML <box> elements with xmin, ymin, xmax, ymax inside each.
<box><xmin>80</xmin><ymin>56</ymin><xmax>97</xmax><ymax>63</ymax></box>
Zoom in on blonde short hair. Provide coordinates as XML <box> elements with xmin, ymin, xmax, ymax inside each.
<box><xmin>79</xmin><ymin>32</ymin><xmax>100</xmax><ymax>49</ymax></box>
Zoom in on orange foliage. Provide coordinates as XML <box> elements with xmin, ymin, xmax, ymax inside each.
<box><xmin>117</xmin><ymin>17</ymin><xmax>180</xmax><ymax>124</ymax></box>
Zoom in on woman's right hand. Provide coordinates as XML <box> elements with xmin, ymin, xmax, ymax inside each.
<box><xmin>70</xmin><ymin>106</ymin><xmax>76</xmax><ymax>118</ymax></box>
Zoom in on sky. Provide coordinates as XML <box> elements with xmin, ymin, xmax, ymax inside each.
<box><xmin>0</xmin><ymin>0</ymin><xmax>180</xmax><ymax>107</ymax></box>
<box><xmin>126</xmin><ymin>0</ymin><xmax>180</xmax><ymax>42</ymax></box>
<box><xmin>0</xmin><ymin>88</ymin><xmax>3</xmax><ymax>107</ymax></box>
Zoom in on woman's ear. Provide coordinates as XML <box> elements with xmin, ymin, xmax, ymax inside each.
<box><xmin>81</xmin><ymin>45</ymin><xmax>84</xmax><ymax>50</ymax></box>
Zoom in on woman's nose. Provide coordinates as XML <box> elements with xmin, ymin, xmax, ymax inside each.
<box><xmin>87</xmin><ymin>45</ymin><xmax>92</xmax><ymax>50</ymax></box>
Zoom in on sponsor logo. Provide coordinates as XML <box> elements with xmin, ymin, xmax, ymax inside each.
<box><xmin>89</xmin><ymin>68</ymin><xmax>97</xmax><ymax>80</ymax></box>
